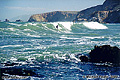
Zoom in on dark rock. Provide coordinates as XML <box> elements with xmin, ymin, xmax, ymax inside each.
<box><xmin>28</xmin><ymin>11</ymin><xmax>78</xmax><ymax>22</ymax></box>
<box><xmin>1</xmin><ymin>67</ymin><xmax>37</xmax><ymax>76</ymax></box>
<box><xmin>2</xmin><ymin>61</ymin><xmax>19</xmax><ymax>66</ymax></box>
<box><xmin>4</xmin><ymin>19</ymin><xmax>10</xmax><ymax>22</ymax></box>
<box><xmin>15</xmin><ymin>19</ymin><xmax>23</xmax><ymax>22</ymax></box>
<box><xmin>80</xmin><ymin>55</ymin><xmax>89</xmax><ymax>62</ymax></box>
<box><xmin>89</xmin><ymin>45</ymin><xmax>120</xmax><ymax>65</ymax></box>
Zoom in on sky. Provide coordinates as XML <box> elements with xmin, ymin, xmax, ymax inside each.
<box><xmin>0</xmin><ymin>0</ymin><xmax>105</xmax><ymax>21</ymax></box>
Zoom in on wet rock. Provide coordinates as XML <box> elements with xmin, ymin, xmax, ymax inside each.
<box><xmin>89</xmin><ymin>45</ymin><xmax>120</xmax><ymax>65</ymax></box>
<box><xmin>1</xmin><ymin>67</ymin><xmax>40</xmax><ymax>77</ymax></box>
<box><xmin>2</xmin><ymin>61</ymin><xmax>19</xmax><ymax>66</ymax></box>
<box><xmin>80</xmin><ymin>55</ymin><xmax>89</xmax><ymax>62</ymax></box>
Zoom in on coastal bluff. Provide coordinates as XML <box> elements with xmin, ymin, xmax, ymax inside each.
<box><xmin>28</xmin><ymin>11</ymin><xmax>78</xmax><ymax>22</ymax></box>
<box><xmin>74</xmin><ymin>0</ymin><xmax>120</xmax><ymax>23</ymax></box>
<box><xmin>28</xmin><ymin>0</ymin><xmax>120</xmax><ymax>23</ymax></box>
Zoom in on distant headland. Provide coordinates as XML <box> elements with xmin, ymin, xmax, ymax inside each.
<box><xmin>1</xmin><ymin>0</ymin><xmax>120</xmax><ymax>23</ymax></box>
<box><xmin>28</xmin><ymin>0</ymin><xmax>120</xmax><ymax>23</ymax></box>
<box><xmin>28</xmin><ymin>11</ymin><xmax>78</xmax><ymax>22</ymax></box>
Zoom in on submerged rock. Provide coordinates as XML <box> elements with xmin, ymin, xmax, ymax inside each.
<box><xmin>1</xmin><ymin>66</ymin><xmax>44</xmax><ymax>78</ymax></box>
<box><xmin>79</xmin><ymin>45</ymin><xmax>120</xmax><ymax>66</ymax></box>
<box><xmin>1</xmin><ymin>61</ymin><xmax>19</xmax><ymax>66</ymax></box>
<box><xmin>1</xmin><ymin>67</ymin><xmax>37</xmax><ymax>76</ymax></box>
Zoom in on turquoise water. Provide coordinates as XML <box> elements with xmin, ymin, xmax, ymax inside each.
<box><xmin>0</xmin><ymin>22</ymin><xmax>120</xmax><ymax>79</ymax></box>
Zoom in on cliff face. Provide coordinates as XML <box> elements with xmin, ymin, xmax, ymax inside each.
<box><xmin>28</xmin><ymin>11</ymin><xmax>78</xmax><ymax>22</ymax></box>
<box><xmin>28</xmin><ymin>0</ymin><xmax>120</xmax><ymax>23</ymax></box>
<box><xmin>88</xmin><ymin>10</ymin><xmax>120</xmax><ymax>23</ymax></box>
<box><xmin>75</xmin><ymin>0</ymin><xmax>120</xmax><ymax>23</ymax></box>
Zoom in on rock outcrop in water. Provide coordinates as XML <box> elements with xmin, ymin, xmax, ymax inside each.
<box><xmin>80</xmin><ymin>45</ymin><xmax>120</xmax><ymax>66</ymax></box>
<box><xmin>1</xmin><ymin>67</ymin><xmax>43</xmax><ymax>77</ymax></box>
<box><xmin>74</xmin><ymin>0</ymin><xmax>120</xmax><ymax>23</ymax></box>
<box><xmin>4</xmin><ymin>19</ymin><xmax>10</xmax><ymax>22</ymax></box>
<box><xmin>28</xmin><ymin>11</ymin><xmax>78</xmax><ymax>22</ymax></box>
<box><xmin>15</xmin><ymin>19</ymin><xmax>23</xmax><ymax>22</ymax></box>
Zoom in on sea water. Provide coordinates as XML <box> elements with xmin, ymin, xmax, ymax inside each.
<box><xmin>0</xmin><ymin>22</ymin><xmax>120</xmax><ymax>80</ymax></box>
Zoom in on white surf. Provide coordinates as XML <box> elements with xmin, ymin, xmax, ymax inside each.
<box><xmin>83</xmin><ymin>22</ymin><xmax>108</xmax><ymax>29</ymax></box>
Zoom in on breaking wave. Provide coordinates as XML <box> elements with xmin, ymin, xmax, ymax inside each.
<box><xmin>6</xmin><ymin>21</ymin><xmax>108</xmax><ymax>32</ymax></box>
<box><xmin>83</xmin><ymin>22</ymin><xmax>108</xmax><ymax>29</ymax></box>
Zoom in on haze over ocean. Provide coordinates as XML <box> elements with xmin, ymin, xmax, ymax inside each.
<box><xmin>0</xmin><ymin>0</ymin><xmax>105</xmax><ymax>21</ymax></box>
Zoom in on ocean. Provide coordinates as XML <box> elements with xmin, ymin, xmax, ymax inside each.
<box><xmin>0</xmin><ymin>22</ymin><xmax>120</xmax><ymax>80</ymax></box>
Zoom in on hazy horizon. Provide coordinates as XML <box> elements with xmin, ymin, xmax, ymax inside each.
<box><xmin>0</xmin><ymin>0</ymin><xmax>105</xmax><ymax>21</ymax></box>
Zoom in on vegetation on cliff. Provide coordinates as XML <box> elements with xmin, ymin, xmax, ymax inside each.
<box><xmin>28</xmin><ymin>11</ymin><xmax>78</xmax><ymax>22</ymax></box>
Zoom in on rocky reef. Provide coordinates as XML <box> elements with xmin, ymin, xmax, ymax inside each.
<box><xmin>28</xmin><ymin>11</ymin><xmax>78</xmax><ymax>22</ymax></box>
<box><xmin>80</xmin><ymin>45</ymin><xmax>120</xmax><ymax>66</ymax></box>
<box><xmin>74</xmin><ymin>0</ymin><xmax>120</xmax><ymax>23</ymax></box>
<box><xmin>15</xmin><ymin>19</ymin><xmax>23</xmax><ymax>22</ymax></box>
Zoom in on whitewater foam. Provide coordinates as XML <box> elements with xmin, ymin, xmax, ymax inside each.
<box><xmin>83</xmin><ymin>22</ymin><xmax>108</xmax><ymax>29</ymax></box>
<box><xmin>24</xmin><ymin>23</ymin><xmax>38</xmax><ymax>26</ymax></box>
<box><xmin>0</xmin><ymin>45</ymin><xmax>23</xmax><ymax>48</ymax></box>
<box><xmin>8</xmin><ymin>28</ymin><xmax>15</xmax><ymax>31</ymax></box>
<box><xmin>8</xmin><ymin>23</ymin><xmax>22</xmax><ymax>26</ymax></box>
<box><xmin>51</xmin><ymin>22</ymin><xmax>73</xmax><ymax>30</ymax></box>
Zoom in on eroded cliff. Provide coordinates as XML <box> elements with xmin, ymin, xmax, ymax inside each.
<box><xmin>75</xmin><ymin>0</ymin><xmax>120</xmax><ymax>23</ymax></box>
<box><xmin>28</xmin><ymin>11</ymin><xmax>78</xmax><ymax>22</ymax></box>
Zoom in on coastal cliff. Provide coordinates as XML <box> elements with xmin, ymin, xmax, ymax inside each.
<box><xmin>74</xmin><ymin>0</ymin><xmax>120</xmax><ymax>23</ymax></box>
<box><xmin>28</xmin><ymin>0</ymin><xmax>120</xmax><ymax>23</ymax></box>
<box><xmin>28</xmin><ymin>11</ymin><xmax>78</xmax><ymax>22</ymax></box>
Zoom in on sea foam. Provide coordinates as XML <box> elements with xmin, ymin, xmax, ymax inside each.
<box><xmin>83</xmin><ymin>22</ymin><xmax>108</xmax><ymax>29</ymax></box>
<box><xmin>51</xmin><ymin>22</ymin><xmax>73</xmax><ymax>30</ymax></box>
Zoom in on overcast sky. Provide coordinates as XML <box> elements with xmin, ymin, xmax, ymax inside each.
<box><xmin>0</xmin><ymin>0</ymin><xmax>105</xmax><ymax>21</ymax></box>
